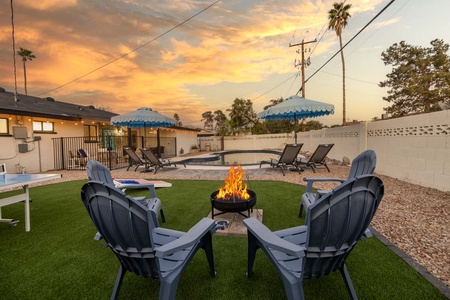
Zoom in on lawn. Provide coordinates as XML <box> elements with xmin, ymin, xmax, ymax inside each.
<box><xmin>0</xmin><ymin>179</ymin><xmax>446</xmax><ymax>299</ymax></box>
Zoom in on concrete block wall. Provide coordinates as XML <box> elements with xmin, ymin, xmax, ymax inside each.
<box><xmin>199</xmin><ymin>110</ymin><xmax>450</xmax><ymax>192</ymax></box>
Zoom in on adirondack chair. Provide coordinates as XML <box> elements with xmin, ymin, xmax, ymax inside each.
<box><xmin>259</xmin><ymin>144</ymin><xmax>303</xmax><ymax>176</ymax></box>
<box><xmin>244</xmin><ymin>175</ymin><xmax>384</xmax><ymax>300</ymax></box>
<box><xmin>296</xmin><ymin>144</ymin><xmax>334</xmax><ymax>172</ymax></box>
<box><xmin>299</xmin><ymin>150</ymin><xmax>377</xmax><ymax>217</ymax></box>
<box><xmin>81</xmin><ymin>181</ymin><xmax>217</xmax><ymax>300</ymax></box>
<box><xmin>141</xmin><ymin>148</ymin><xmax>185</xmax><ymax>174</ymax></box>
<box><xmin>86</xmin><ymin>159</ymin><xmax>165</xmax><ymax>223</ymax></box>
<box><xmin>124</xmin><ymin>147</ymin><xmax>147</xmax><ymax>171</ymax></box>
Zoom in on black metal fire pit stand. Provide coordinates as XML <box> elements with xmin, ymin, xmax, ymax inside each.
<box><xmin>210</xmin><ymin>190</ymin><xmax>257</xmax><ymax>219</ymax></box>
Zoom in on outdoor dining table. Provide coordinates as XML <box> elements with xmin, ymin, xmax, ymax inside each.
<box><xmin>0</xmin><ymin>173</ymin><xmax>61</xmax><ymax>232</ymax></box>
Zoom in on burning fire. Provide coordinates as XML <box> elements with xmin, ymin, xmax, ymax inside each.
<box><xmin>217</xmin><ymin>165</ymin><xmax>250</xmax><ymax>200</ymax></box>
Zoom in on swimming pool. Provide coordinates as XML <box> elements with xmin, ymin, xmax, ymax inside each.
<box><xmin>183</xmin><ymin>150</ymin><xmax>282</xmax><ymax>166</ymax></box>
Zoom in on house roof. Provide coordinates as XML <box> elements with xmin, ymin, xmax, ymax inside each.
<box><xmin>0</xmin><ymin>88</ymin><xmax>117</xmax><ymax>122</ymax></box>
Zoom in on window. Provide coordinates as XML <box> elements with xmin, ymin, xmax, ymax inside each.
<box><xmin>0</xmin><ymin>118</ymin><xmax>9</xmax><ymax>134</ymax></box>
<box><xmin>33</xmin><ymin>120</ymin><xmax>55</xmax><ymax>133</ymax></box>
<box><xmin>84</xmin><ymin>125</ymin><xmax>98</xmax><ymax>142</ymax></box>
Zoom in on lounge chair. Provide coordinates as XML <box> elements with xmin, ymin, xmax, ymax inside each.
<box><xmin>86</xmin><ymin>159</ymin><xmax>165</xmax><ymax>222</ymax></box>
<box><xmin>299</xmin><ymin>149</ymin><xmax>377</xmax><ymax>217</ymax></box>
<box><xmin>124</xmin><ymin>147</ymin><xmax>146</xmax><ymax>171</ymax></box>
<box><xmin>141</xmin><ymin>148</ymin><xmax>185</xmax><ymax>174</ymax></box>
<box><xmin>244</xmin><ymin>175</ymin><xmax>384</xmax><ymax>300</ymax></box>
<box><xmin>81</xmin><ymin>181</ymin><xmax>217</xmax><ymax>300</ymax></box>
<box><xmin>296</xmin><ymin>143</ymin><xmax>334</xmax><ymax>172</ymax></box>
<box><xmin>259</xmin><ymin>144</ymin><xmax>303</xmax><ymax>176</ymax></box>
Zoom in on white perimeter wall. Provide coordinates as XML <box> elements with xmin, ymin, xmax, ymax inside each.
<box><xmin>199</xmin><ymin>110</ymin><xmax>450</xmax><ymax>192</ymax></box>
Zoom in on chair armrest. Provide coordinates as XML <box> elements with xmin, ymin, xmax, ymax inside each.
<box><xmin>303</xmin><ymin>177</ymin><xmax>346</xmax><ymax>193</ymax></box>
<box><xmin>116</xmin><ymin>182</ymin><xmax>158</xmax><ymax>198</ymax></box>
<box><xmin>154</xmin><ymin>218</ymin><xmax>215</xmax><ymax>257</ymax></box>
<box><xmin>243</xmin><ymin>218</ymin><xmax>305</xmax><ymax>257</ymax></box>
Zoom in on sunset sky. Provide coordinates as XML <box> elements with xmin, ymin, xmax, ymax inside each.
<box><xmin>1</xmin><ymin>0</ymin><xmax>449</xmax><ymax>127</ymax></box>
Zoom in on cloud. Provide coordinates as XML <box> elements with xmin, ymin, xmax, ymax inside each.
<box><xmin>0</xmin><ymin>0</ymin><xmax>395</xmax><ymax>127</ymax></box>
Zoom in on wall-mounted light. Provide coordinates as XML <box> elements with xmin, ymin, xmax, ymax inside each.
<box><xmin>75</xmin><ymin>122</ymin><xmax>78</xmax><ymax>126</ymax></box>
<box><xmin>61</xmin><ymin>121</ymin><xmax>64</xmax><ymax>125</ymax></box>
<box><xmin>28</xmin><ymin>117</ymin><xmax>32</xmax><ymax>122</ymax></box>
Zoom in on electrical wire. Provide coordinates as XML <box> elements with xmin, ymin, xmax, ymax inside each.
<box><xmin>37</xmin><ymin>0</ymin><xmax>221</xmax><ymax>96</ymax></box>
<box><xmin>10</xmin><ymin>0</ymin><xmax>18</xmax><ymax>103</ymax></box>
<box><xmin>297</xmin><ymin>0</ymin><xmax>397</xmax><ymax>94</ymax></box>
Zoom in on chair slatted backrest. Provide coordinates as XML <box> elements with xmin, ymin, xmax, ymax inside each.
<box><xmin>279</xmin><ymin>144</ymin><xmax>303</xmax><ymax>164</ymax></box>
<box><xmin>81</xmin><ymin>181</ymin><xmax>160</xmax><ymax>278</ymax></box>
<box><xmin>304</xmin><ymin>175</ymin><xmax>384</xmax><ymax>279</ymax></box>
<box><xmin>141</xmin><ymin>148</ymin><xmax>161</xmax><ymax>166</ymax></box>
<box><xmin>124</xmin><ymin>147</ymin><xmax>142</xmax><ymax>163</ymax></box>
<box><xmin>86</xmin><ymin>160</ymin><xmax>114</xmax><ymax>185</ymax></box>
<box><xmin>348</xmin><ymin>150</ymin><xmax>377</xmax><ymax>179</ymax></box>
<box><xmin>308</xmin><ymin>144</ymin><xmax>334</xmax><ymax>164</ymax></box>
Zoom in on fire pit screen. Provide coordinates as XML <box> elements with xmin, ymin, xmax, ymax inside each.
<box><xmin>210</xmin><ymin>165</ymin><xmax>256</xmax><ymax>218</ymax></box>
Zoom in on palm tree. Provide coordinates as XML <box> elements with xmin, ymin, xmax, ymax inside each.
<box><xmin>16</xmin><ymin>47</ymin><xmax>36</xmax><ymax>95</ymax></box>
<box><xmin>328</xmin><ymin>2</ymin><xmax>351</xmax><ymax>126</ymax></box>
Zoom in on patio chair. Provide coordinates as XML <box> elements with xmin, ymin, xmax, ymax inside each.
<box><xmin>296</xmin><ymin>143</ymin><xmax>334</xmax><ymax>173</ymax></box>
<box><xmin>141</xmin><ymin>148</ymin><xmax>186</xmax><ymax>174</ymax></box>
<box><xmin>259</xmin><ymin>144</ymin><xmax>303</xmax><ymax>176</ymax></box>
<box><xmin>77</xmin><ymin>148</ymin><xmax>89</xmax><ymax>167</ymax></box>
<box><xmin>68</xmin><ymin>150</ymin><xmax>81</xmax><ymax>169</ymax></box>
<box><xmin>244</xmin><ymin>175</ymin><xmax>384</xmax><ymax>300</ymax></box>
<box><xmin>124</xmin><ymin>147</ymin><xmax>146</xmax><ymax>172</ymax></box>
<box><xmin>299</xmin><ymin>149</ymin><xmax>377</xmax><ymax>217</ymax></box>
<box><xmin>86</xmin><ymin>159</ymin><xmax>165</xmax><ymax>223</ymax></box>
<box><xmin>81</xmin><ymin>181</ymin><xmax>217</xmax><ymax>300</ymax></box>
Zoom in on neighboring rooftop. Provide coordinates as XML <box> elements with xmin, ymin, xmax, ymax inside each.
<box><xmin>0</xmin><ymin>88</ymin><xmax>117</xmax><ymax>122</ymax></box>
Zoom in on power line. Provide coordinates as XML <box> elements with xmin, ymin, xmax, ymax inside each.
<box><xmin>298</xmin><ymin>0</ymin><xmax>397</xmax><ymax>94</ymax></box>
<box><xmin>37</xmin><ymin>0</ymin><xmax>221</xmax><ymax>96</ymax></box>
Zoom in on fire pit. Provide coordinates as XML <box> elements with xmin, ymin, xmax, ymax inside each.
<box><xmin>210</xmin><ymin>165</ymin><xmax>257</xmax><ymax>219</ymax></box>
<box><xmin>211</xmin><ymin>190</ymin><xmax>257</xmax><ymax>218</ymax></box>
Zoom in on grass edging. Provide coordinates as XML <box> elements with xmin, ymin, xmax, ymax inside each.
<box><xmin>369</xmin><ymin>226</ymin><xmax>450</xmax><ymax>298</ymax></box>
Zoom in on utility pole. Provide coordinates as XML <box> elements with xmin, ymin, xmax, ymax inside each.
<box><xmin>289</xmin><ymin>39</ymin><xmax>316</xmax><ymax>97</ymax></box>
<box><xmin>289</xmin><ymin>39</ymin><xmax>316</xmax><ymax>131</ymax></box>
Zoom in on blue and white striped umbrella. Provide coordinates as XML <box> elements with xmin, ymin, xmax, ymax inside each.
<box><xmin>111</xmin><ymin>107</ymin><xmax>176</xmax><ymax>128</ymax></box>
<box><xmin>258</xmin><ymin>95</ymin><xmax>334</xmax><ymax>143</ymax></box>
<box><xmin>258</xmin><ymin>95</ymin><xmax>334</xmax><ymax>120</ymax></box>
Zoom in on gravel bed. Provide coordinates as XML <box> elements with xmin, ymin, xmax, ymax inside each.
<box><xmin>40</xmin><ymin>160</ymin><xmax>449</xmax><ymax>288</ymax></box>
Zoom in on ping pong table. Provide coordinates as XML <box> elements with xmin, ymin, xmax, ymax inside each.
<box><xmin>0</xmin><ymin>173</ymin><xmax>61</xmax><ymax>232</ymax></box>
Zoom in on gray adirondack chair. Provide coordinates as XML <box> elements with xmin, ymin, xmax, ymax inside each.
<box><xmin>299</xmin><ymin>149</ymin><xmax>377</xmax><ymax>217</ymax></box>
<box><xmin>244</xmin><ymin>175</ymin><xmax>384</xmax><ymax>300</ymax></box>
<box><xmin>296</xmin><ymin>143</ymin><xmax>334</xmax><ymax>172</ymax></box>
<box><xmin>86</xmin><ymin>159</ymin><xmax>165</xmax><ymax>223</ymax></box>
<box><xmin>81</xmin><ymin>181</ymin><xmax>217</xmax><ymax>300</ymax></box>
<box><xmin>259</xmin><ymin>144</ymin><xmax>303</xmax><ymax>176</ymax></box>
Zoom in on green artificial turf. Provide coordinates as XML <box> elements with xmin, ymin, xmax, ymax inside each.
<box><xmin>0</xmin><ymin>179</ymin><xmax>446</xmax><ymax>299</ymax></box>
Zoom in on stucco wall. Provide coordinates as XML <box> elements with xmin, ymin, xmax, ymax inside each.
<box><xmin>0</xmin><ymin>115</ymin><xmax>83</xmax><ymax>173</ymax></box>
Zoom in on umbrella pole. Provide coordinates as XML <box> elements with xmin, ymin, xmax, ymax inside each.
<box><xmin>294</xmin><ymin>113</ymin><xmax>298</xmax><ymax>145</ymax></box>
<box><xmin>157</xmin><ymin>129</ymin><xmax>161</xmax><ymax>158</ymax></box>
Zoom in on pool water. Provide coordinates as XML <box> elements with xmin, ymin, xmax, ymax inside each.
<box><xmin>185</xmin><ymin>150</ymin><xmax>282</xmax><ymax>166</ymax></box>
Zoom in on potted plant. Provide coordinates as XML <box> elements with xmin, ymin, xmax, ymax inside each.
<box><xmin>190</xmin><ymin>144</ymin><xmax>199</xmax><ymax>154</ymax></box>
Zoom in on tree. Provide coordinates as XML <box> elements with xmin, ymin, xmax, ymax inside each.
<box><xmin>201</xmin><ymin>111</ymin><xmax>214</xmax><ymax>130</ymax></box>
<box><xmin>379</xmin><ymin>39</ymin><xmax>450</xmax><ymax>117</ymax></box>
<box><xmin>173</xmin><ymin>113</ymin><xmax>182</xmax><ymax>126</ymax></box>
<box><xmin>328</xmin><ymin>2</ymin><xmax>351</xmax><ymax>126</ymax></box>
<box><xmin>16</xmin><ymin>47</ymin><xmax>36</xmax><ymax>95</ymax></box>
<box><xmin>305</xmin><ymin>120</ymin><xmax>323</xmax><ymax>131</ymax></box>
<box><xmin>226</xmin><ymin>98</ymin><xmax>258</xmax><ymax>135</ymax></box>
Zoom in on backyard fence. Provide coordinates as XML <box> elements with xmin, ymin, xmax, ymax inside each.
<box><xmin>198</xmin><ymin>110</ymin><xmax>450</xmax><ymax>192</ymax></box>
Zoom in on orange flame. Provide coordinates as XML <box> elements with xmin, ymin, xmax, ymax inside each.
<box><xmin>217</xmin><ymin>165</ymin><xmax>250</xmax><ymax>200</ymax></box>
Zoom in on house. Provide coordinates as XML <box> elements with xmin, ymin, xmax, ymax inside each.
<box><xmin>0</xmin><ymin>88</ymin><xmax>118</xmax><ymax>173</ymax></box>
<box><xmin>0</xmin><ymin>88</ymin><xmax>199</xmax><ymax>172</ymax></box>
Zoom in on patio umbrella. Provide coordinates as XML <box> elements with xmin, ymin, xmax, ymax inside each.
<box><xmin>111</xmin><ymin>107</ymin><xmax>176</xmax><ymax>157</ymax></box>
<box><xmin>258</xmin><ymin>95</ymin><xmax>334</xmax><ymax>144</ymax></box>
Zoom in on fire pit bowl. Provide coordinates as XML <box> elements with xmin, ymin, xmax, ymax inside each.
<box><xmin>210</xmin><ymin>190</ymin><xmax>257</xmax><ymax>219</ymax></box>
